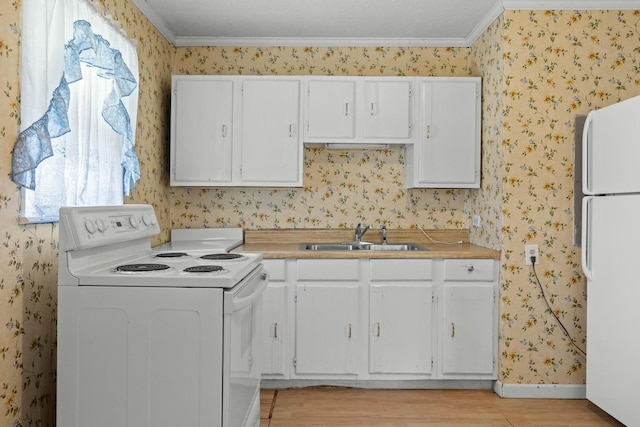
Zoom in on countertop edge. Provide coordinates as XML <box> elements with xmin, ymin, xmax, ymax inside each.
<box><xmin>236</xmin><ymin>229</ymin><xmax>500</xmax><ymax>259</ymax></box>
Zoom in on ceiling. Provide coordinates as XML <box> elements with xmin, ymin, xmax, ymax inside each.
<box><xmin>130</xmin><ymin>0</ymin><xmax>640</xmax><ymax>47</ymax></box>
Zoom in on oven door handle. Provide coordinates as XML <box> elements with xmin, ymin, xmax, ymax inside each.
<box><xmin>230</xmin><ymin>269</ymin><xmax>269</xmax><ymax>312</ymax></box>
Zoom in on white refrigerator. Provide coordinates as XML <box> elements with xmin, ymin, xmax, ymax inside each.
<box><xmin>581</xmin><ymin>95</ymin><xmax>640</xmax><ymax>427</ymax></box>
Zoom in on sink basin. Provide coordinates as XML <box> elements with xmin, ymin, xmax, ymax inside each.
<box><xmin>300</xmin><ymin>242</ymin><xmax>427</xmax><ymax>251</ymax></box>
<box><xmin>364</xmin><ymin>243</ymin><xmax>427</xmax><ymax>251</ymax></box>
<box><xmin>300</xmin><ymin>243</ymin><xmax>367</xmax><ymax>251</ymax></box>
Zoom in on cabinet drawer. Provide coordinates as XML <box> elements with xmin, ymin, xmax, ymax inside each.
<box><xmin>443</xmin><ymin>259</ymin><xmax>495</xmax><ymax>282</ymax></box>
<box><xmin>371</xmin><ymin>259</ymin><xmax>433</xmax><ymax>281</ymax></box>
<box><xmin>297</xmin><ymin>259</ymin><xmax>360</xmax><ymax>281</ymax></box>
<box><xmin>263</xmin><ymin>259</ymin><xmax>287</xmax><ymax>281</ymax></box>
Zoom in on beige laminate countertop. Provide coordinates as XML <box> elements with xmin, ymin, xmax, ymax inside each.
<box><xmin>236</xmin><ymin>229</ymin><xmax>500</xmax><ymax>260</ymax></box>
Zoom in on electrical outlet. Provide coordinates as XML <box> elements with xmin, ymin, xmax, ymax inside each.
<box><xmin>525</xmin><ymin>244</ymin><xmax>539</xmax><ymax>266</ymax></box>
<box><xmin>472</xmin><ymin>215</ymin><xmax>481</xmax><ymax>228</ymax></box>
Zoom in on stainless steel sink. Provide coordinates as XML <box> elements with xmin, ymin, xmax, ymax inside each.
<box><xmin>364</xmin><ymin>243</ymin><xmax>426</xmax><ymax>251</ymax></box>
<box><xmin>300</xmin><ymin>243</ymin><xmax>366</xmax><ymax>251</ymax></box>
<box><xmin>300</xmin><ymin>242</ymin><xmax>427</xmax><ymax>251</ymax></box>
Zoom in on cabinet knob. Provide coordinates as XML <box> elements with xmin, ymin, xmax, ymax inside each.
<box><xmin>221</xmin><ymin>124</ymin><xmax>227</xmax><ymax>138</ymax></box>
<box><xmin>345</xmin><ymin>102</ymin><xmax>350</xmax><ymax>116</ymax></box>
<box><xmin>426</xmin><ymin>125</ymin><xmax>431</xmax><ymax>139</ymax></box>
<box><xmin>467</xmin><ymin>265</ymin><xmax>475</xmax><ymax>272</ymax></box>
<box><xmin>370</xmin><ymin>102</ymin><xmax>375</xmax><ymax>116</ymax></box>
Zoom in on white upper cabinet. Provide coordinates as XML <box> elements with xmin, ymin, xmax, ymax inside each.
<box><xmin>171</xmin><ymin>75</ymin><xmax>480</xmax><ymax>189</ymax></box>
<box><xmin>405</xmin><ymin>77</ymin><xmax>481</xmax><ymax>188</ymax></box>
<box><xmin>304</xmin><ymin>77</ymin><xmax>415</xmax><ymax>145</ymax></box>
<box><xmin>239</xmin><ymin>78</ymin><xmax>303</xmax><ymax>186</ymax></box>
<box><xmin>170</xmin><ymin>75</ymin><xmax>303</xmax><ymax>187</ymax></box>
<box><xmin>305</xmin><ymin>79</ymin><xmax>356</xmax><ymax>139</ymax></box>
<box><xmin>170</xmin><ymin>76</ymin><xmax>234</xmax><ymax>186</ymax></box>
<box><xmin>363</xmin><ymin>80</ymin><xmax>413</xmax><ymax>140</ymax></box>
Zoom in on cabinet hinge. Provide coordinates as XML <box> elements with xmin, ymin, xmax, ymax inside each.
<box><xmin>294</xmin><ymin>294</ymin><xmax>297</xmax><ymax>303</ymax></box>
<box><xmin>293</xmin><ymin>357</ymin><xmax>297</xmax><ymax>368</ymax></box>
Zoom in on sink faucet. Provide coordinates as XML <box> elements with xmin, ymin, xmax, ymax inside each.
<box><xmin>354</xmin><ymin>223</ymin><xmax>371</xmax><ymax>243</ymax></box>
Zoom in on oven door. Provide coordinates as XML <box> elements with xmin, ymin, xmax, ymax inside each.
<box><xmin>222</xmin><ymin>265</ymin><xmax>268</xmax><ymax>427</ymax></box>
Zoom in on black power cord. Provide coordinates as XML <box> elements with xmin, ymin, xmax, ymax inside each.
<box><xmin>530</xmin><ymin>255</ymin><xmax>587</xmax><ymax>358</ymax></box>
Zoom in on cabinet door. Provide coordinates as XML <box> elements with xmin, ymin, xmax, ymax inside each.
<box><xmin>363</xmin><ymin>80</ymin><xmax>412</xmax><ymax>139</ymax></box>
<box><xmin>295</xmin><ymin>284</ymin><xmax>359</xmax><ymax>375</ymax></box>
<box><xmin>369</xmin><ymin>284</ymin><xmax>434</xmax><ymax>375</ymax></box>
<box><xmin>408</xmin><ymin>78</ymin><xmax>480</xmax><ymax>188</ymax></box>
<box><xmin>261</xmin><ymin>283</ymin><xmax>288</xmax><ymax>376</ymax></box>
<box><xmin>171</xmin><ymin>77</ymin><xmax>234</xmax><ymax>185</ymax></box>
<box><xmin>306</xmin><ymin>79</ymin><xmax>356</xmax><ymax>139</ymax></box>
<box><xmin>240</xmin><ymin>78</ymin><xmax>302</xmax><ymax>185</ymax></box>
<box><xmin>441</xmin><ymin>283</ymin><xmax>495</xmax><ymax>376</ymax></box>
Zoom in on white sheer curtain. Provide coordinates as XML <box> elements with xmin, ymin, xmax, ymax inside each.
<box><xmin>19</xmin><ymin>0</ymin><xmax>139</xmax><ymax>222</ymax></box>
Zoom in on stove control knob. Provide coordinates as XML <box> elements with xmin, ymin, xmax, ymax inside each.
<box><xmin>96</xmin><ymin>219</ymin><xmax>108</xmax><ymax>232</ymax></box>
<box><xmin>84</xmin><ymin>219</ymin><xmax>98</xmax><ymax>234</ymax></box>
<box><xmin>142</xmin><ymin>214</ymin><xmax>155</xmax><ymax>227</ymax></box>
<box><xmin>129</xmin><ymin>216</ymin><xmax>138</xmax><ymax>229</ymax></box>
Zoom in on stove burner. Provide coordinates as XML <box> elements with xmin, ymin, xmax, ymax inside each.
<box><xmin>115</xmin><ymin>263</ymin><xmax>171</xmax><ymax>273</ymax></box>
<box><xmin>183</xmin><ymin>265</ymin><xmax>227</xmax><ymax>274</ymax></box>
<box><xmin>199</xmin><ymin>253</ymin><xmax>246</xmax><ymax>261</ymax></box>
<box><xmin>155</xmin><ymin>252</ymin><xmax>189</xmax><ymax>259</ymax></box>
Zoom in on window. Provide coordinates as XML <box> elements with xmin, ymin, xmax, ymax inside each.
<box><xmin>13</xmin><ymin>0</ymin><xmax>139</xmax><ymax>223</ymax></box>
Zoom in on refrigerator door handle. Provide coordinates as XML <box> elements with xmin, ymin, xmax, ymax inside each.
<box><xmin>581</xmin><ymin>196</ymin><xmax>594</xmax><ymax>280</ymax></box>
<box><xmin>582</xmin><ymin>111</ymin><xmax>594</xmax><ymax>195</ymax></box>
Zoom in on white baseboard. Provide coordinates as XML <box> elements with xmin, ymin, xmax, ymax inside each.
<box><xmin>494</xmin><ymin>381</ymin><xmax>586</xmax><ymax>399</ymax></box>
<box><xmin>262</xmin><ymin>379</ymin><xmax>496</xmax><ymax>390</ymax></box>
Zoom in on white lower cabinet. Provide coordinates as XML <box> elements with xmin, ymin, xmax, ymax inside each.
<box><xmin>295</xmin><ymin>284</ymin><xmax>360</xmax><ymax>375</ymax></box>
<box><xmin>260</xmin><ymin>257</ymin><xmax>498</xmax><ymax>383</ymax></box>
<box><xmin>261</xmin><ymin>260</ymin><xmax>291</xmax><ymax>378</ymax></box>
<box><xmin>294</xmin><ymin>260</ymin><xmax>361</xmax><ymax>377</ymax></box>
<box><xmin>440</xmin><ymin>259</ymin><xmax>498</xmax><ymax>379</ymax></box>
<box><xmin>369</xmin><ymin>259</ymin><xmax>434</xmax><ymax>377</ymax></box>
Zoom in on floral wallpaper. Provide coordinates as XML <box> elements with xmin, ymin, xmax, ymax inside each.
<box><xmin>496</xmin><ymin>9</ymin><xmax>640</xmax><ymax>385</ymax></box>
<box><xmin>3</xmin><ymin>1</ymin><xmax>640</xmax><ymax>425</ymax></box>
<box><xmin>469</xmin><ymin>16</ymin><xmax>505</xmax><ymax>252</ymax></box>
<box><xmin>0</xmin><ymin>1</ymin><xmax>173</xmax><ymax>426</ymax></box>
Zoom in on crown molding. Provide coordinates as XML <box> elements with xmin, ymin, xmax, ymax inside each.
<box><xmin>130</xmin><ymin>0</ymin><xmax>176</xmax><ymax>44</ymax></box>
<box><xmin>172</xmin><ymin>36</ymin><xmax>472</xmax><ymax>48</ymax></box>
<box><xmin>466</xmin><ymin>1</ymin><xmax>506</xmax><ymax>46</ymax></box>
<box><xmin>502</xmin><ymin>0</ymin><xmax>640</xmax><ymax>10</ymax></box>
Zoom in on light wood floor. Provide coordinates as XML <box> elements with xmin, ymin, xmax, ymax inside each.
<box><xmin>260</xmin><ymin>388</ymin><xmax>625</xmax><ymax>427</ymax></box>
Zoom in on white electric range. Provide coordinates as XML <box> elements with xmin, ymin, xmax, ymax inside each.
<box><xmin>57</xmin><ymin>205</ymin><xmax>266</xmax><ymax>427</ymax></box>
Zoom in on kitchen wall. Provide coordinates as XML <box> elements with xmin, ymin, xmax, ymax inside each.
<box><xmin>0</xmin><ymin>1</ymin><xmax>173</xmax><ymax>426</ymax></box>
<box><xmin>496</xmin><ymin>9</ymin><xmax>640</xmax><ymax>385</ymax></box>
<box><xmin>3</xmin><ymin>2</ymin><xmax>640</xmax><ymax>426</ymax></box>
<box><xmin>170</xmin><ymin>47</ymin><xmax>476</xmax><ymax>231</ymax></box>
